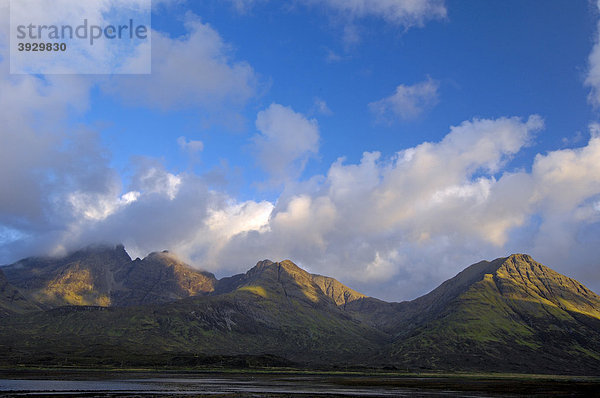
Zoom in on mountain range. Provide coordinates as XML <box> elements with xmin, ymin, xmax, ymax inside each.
<box><xmin>0</xmin><ymin>245</ymin><xmax>599</xmax><ymax>374</ymax></box>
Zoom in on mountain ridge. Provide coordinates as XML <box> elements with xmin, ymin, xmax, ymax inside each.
<box><xmin>1</xmin><ymin>248</ymin><xmax>370</xmax><ymax>311</ymax></box>
<box><xmin>1</xmin><ymin>245</ymin><xmax>218</xmax><ymax>308</ymax></box>
<box><xmin>0</xmin><ymin>248</ymin><xmax>599</xmax><ymax>374</ymax></box>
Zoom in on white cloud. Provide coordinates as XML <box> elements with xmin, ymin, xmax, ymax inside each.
<box><xmin>68</xmin><ymin>190</ymin><xmax>140</xmax><ymax>221</ymax></box>
<box><xmin>199</xmin><ymin>115</ymin><xmax>547</xmax><ymax>298</ymax></box>
<box><xmin>152</xmin><ymin>0</ymin><xmax>184</xmax><ymax>9</ymax></box>
<box><xmin>369</xmin><ymin>78</ymin><xmax>440</xmax><ymax>122</ymax></box>
<box><xmin>44</xmin><ymin>164</ymin><xmax>274</xmax><ymax>268</ymax></box>
<box><xmin>253</xmin><ymin>104</ymin><xmax>320</xmax><ymax>181</ymax></box>
<box><xmin>315</xmin><ymin>0</ymin><xmax>447</xmax><ymax>27</ymax></box>
<box><xmin>523</xmin><ymin>128</ymin><xmax>600</xmax><ymax>271</ymax></box>
<box><xmin>224</xmin><ymin>0</ymin><xmax>446</xmax><ymax>27</ymax></box>
<box><xmin>325</xmin><ymin>49</ymin><xmax>344</xmax><ymax>63</ymax></box>
<box><xmin>586</xmin><ymin>1</ymin><xmax>600</xmax><ymax>107</ymax></box>
<box><xmin>221</xmin><ymin>0</ymin><xmax>446</xmax><ymax>44</ymax></box>
<box><xmin>364</xmin><ymin>250</ymin><xmax>401</xmax><ymax>282</ymax></box>
<box><xmin>201</xmin><ymin>200</ymin><xmax>273</xmax><ymax>263</ymax></box>
<box><xmin>254</xmin><ymin>115</ymin><xmax>600</xmax><ymax>300</ymax></box>
<box><xmin>0</xmin><ymin>4</ymin><xmax>116</xmax><ymax>261</ymax></box>
<box><xmin>312</xmin><ymin>97</ymin><xmax>333</xmax><ymax>116</ymax></box>
<box><xmin>103</xmin><ymin>14</ymin><xmax>258</xmax><ymax>118</ymax></box>
<box><xmin>531</xmin><ymin>134</ymin><xmax>600</xmax><ymax>212</ymax></box>
<box><xmin>226</xmin><ymin>0</ymin><xmax>268</xmax><ymax>13</ymax></box>
<box><xmin>306</xmin><ymin>0</ymin><xmax>447</xmax><ymax>44</ymax></box>
<box><xmin>0</xmin><ymin>18</ymin><xmax>107</xmax><ymax>255</ymax></box>
<box><xmin>207</xmin><ymin>201</ymin><xmax>273</xmax><ymax>239</ymax></box>
<box><xmin>129</xmin><ymin>159</ymin><xmax>182</xmax><ymax>200</ymax></box>
<box><xmin>2</xmin><ymin>106</ymin><xmax>600</xmax><ymax>301</ymax></box>
<box><xmin>178</xmin><ymin>136</ymin><xmax>204</xmax><ymax>153</ymax></box>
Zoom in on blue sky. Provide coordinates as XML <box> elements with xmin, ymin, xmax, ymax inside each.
<box><xmin>94</xmin><ymin>1</ymin><xmax>594</xmax><ymax>195</ymax></box>
<box><xmin>1</xmin><ymin>0</ymin><xmax>600</xmax><ymax>301</ymax></box>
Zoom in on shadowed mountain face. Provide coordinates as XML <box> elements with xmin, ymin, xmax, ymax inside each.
<box><xmin>0</xmin><ymin>268</ymin><xmax>39</xmax><ymax>316</ymax></box>
<box><xmin>111</xmin><ymin>251</ymin><xmax>217</xmax><ymax>306</ymax></box>
<box><xmin>0</xmin><ymin>250</ymin><xmax>599</xmax><ymax>374</ymax></box>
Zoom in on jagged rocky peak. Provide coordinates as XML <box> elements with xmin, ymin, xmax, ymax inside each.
<box><xmin>112</xmin><ymin>248</ymin><xmax>218</xmax><ymax>305</ymax></box>
<box><xmin>1</xmin><ymin>244</ymin><xmax>220</xmax><ymax>308</ymax></box>
<box><xmin>279</xmin><ymin>260</ymin><xmax>314</xmax><ymax>286</ymax></box>
<box><xmin>243</xmin><ymin>260</ymin><xmax>282</xmax><ymax>281</ymax></box>
<box><xmin>245</xmin><ymin>259</ymin><xmax>315</xmax><ymax>285</ymax></box>
<box><xmin>248</xmin><ymin>259</ymin><xmax>276</xmax><ymax>272</ymax></box>
<box><xmin>490</xmin><ymin>253</ymin><xmax>600</xmax><ymax>318</ymax></box>
<box><xmin>498</xmin><ymin>253</ymin><xmax>553</xmax><ymax>275</ymax></box>
<box><xmin>138</xmin><ymin>250</ymin><xmax>215</xmax><ymax>277</ymax></box>
<box><xmin>243</xmin><ymin>259</ymin><xmax>297</xmax><ymax>282</ymax></box>
<box><xmin>238</xmin><ymin>259</ymin><xmax>366</xmax><ymax>308</ymax></box>
<box><xmin>143</xmin><ymin>249</ymin><xmax>183</xmax><ymax>264</ymax></box>
<box><xmin>147</xmin><ymin>249</ymin><xmax>174</xmax><ymax>257</ymax></box>
<box><xmin>490</xmin><ymin>253</ymin><xmax>596</xmax><ymax>295</ymax></box>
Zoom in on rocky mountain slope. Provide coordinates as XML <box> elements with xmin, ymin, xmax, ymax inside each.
<box><xmin>2</xmin><ymin>245</ymin><xmax>216</xmax><ymax>308</ymax></box>
<box><xmin>111</xmin><ymin>250</ymin><xmax>217</xmax><ymax>306</ymax></box>
<box><xmin>0</xmin><ymin>248</ymin><xmax>599</xmax><ymax>374</ymax></box>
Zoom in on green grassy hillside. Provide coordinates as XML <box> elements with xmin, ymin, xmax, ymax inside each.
<box><xmin>0</xmin><ymin>259</ymin><xmax>386</xmax><ymax>367</ymax></box>
<box><xmin>385</xmin><ymin>255</ymin><xmax>600</xmax><ymax>374</ymax></box>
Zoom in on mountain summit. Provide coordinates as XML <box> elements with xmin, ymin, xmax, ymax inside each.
<box><xmin>215</xmin><ymin>259</ymin><xmax>365</xmax><ymax>309</ymax></box>
<box><xmin>0</xmin><ymin>249</ymin><xmax>599</xmax><ymax>374</ymax></box>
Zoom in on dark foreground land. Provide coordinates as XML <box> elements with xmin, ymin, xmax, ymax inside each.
<box><xmin>0</xmin><ymin>368</ymin><xmax>599</xmax><ymax>397</ymax></box>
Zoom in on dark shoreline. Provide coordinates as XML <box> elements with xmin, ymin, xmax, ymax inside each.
<box><xmin>1</xmin><ymin>368</ymin><xmax>599</xmax><ymax>397</ymax></box>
